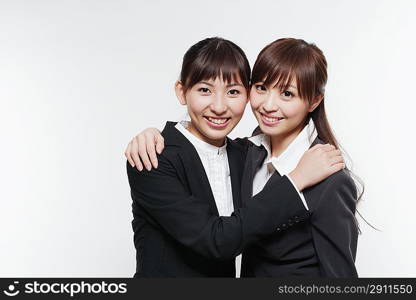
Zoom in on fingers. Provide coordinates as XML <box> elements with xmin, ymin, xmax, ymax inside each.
<box><xmin>130</xmin><ymin>137</ymin><xmax>144</xmax><ymax>171</ymax></box>
<box><xmin>126</xmin><ymin>130</ymin><xmax>163</xmax><ymax>172</ymax></box>
<box><xmin>309</xmin><ymin>143</ymin><xmax>335</xmax><ymax>153</ymax></box>
<box><xmin>320</xmin><ymin>144</ymin><xmax>336</xmax><ymax>152</ymax></box>
<box><xmin>125</xmin><ymin>142</ymin><xmax>135</xmax><ymax>168</ymax></box>
<box><xmin>329</xmin><ymin>162</ymin><xmax>345</xmax><ymax>174</ymax></box>
<box><xmin>156</xmin><ymin>135</ymin><xmax>165</xmax><ymax>155</ymax></box>
<box><xmin>145</xmin><ymin>133</ymin><xmax>158</xmax><ymax>169</ymax></box>
<box><xmin>326</xmin><ymin>149</ymin><xmax>342</xmax><ymax>159</ymax></box>
<box><xmin>308</xmin><ymin>144</ymin><xmax>321</xmax><ymax>151</ymax></box>
<box><xmin>322</xmin><ymin>147</ymin><xmax>344</xmax><ymax>170</ymax></box>
<box><xmin>329</xmin><ymin>154</ymin><xmax>344</xmax><ymax>166</ymax></box>
<box><xmin>138</xmin><ymin>134</ymin><xmax>152</xmax><ymax>171</ymax></box>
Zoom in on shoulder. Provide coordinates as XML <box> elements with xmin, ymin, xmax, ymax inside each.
<box><xmin>309</xmin><ymin>169</ymin><xmax>357</xmax><ymax>214</ymax></box>
<box><xmin>325</xmin><ymin>168</ymin><xmax>356</xmax><ymax>191</ymax></box>
<box><xmin>126</xmin><ymin>145</ymin><xmax>181</xmax><ymax>179</ymax></box>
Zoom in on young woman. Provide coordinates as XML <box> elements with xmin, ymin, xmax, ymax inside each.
<box><xmin>126</xmin><ymin>38</ymin><xmax>359</xmax><ymax>277</ymax></box>
<box><xmin>126</xmin><ymin>37</ymin><xmax>344</xmax><ymax>277</ymax></box>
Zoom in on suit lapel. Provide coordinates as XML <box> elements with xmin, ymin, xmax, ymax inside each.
<box><xmin>226</xmin><ymin>139</ymin><xmax>245</xmax><ymax>210</ymax></box>
<box><xmin>238</xmin><ymin>135</ymin><xmax>323</xmax><ymax>208</ymax></box>
<box><xmin>241</xmin><ymin>144</ymin><xmax>268</xmax><ymax>206</ymax></box>
<box><xmin>162</xmin><ymin>122</ymin><xmax>219</xmax><ymax>216</ymax></box>
<box><xmin>178</xmin><ymin>147</ymin><xmax>219</xmax><ymax>216</ymax></box>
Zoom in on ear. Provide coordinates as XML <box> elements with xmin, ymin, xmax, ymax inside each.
<box><xmin>175</xmin><ymin>81</ymin><xmax>187</xmax><ymax>105</ymax></box>
<box><xmin>308</xmin><ymin>94</ymin><xmax>324</xmax><ymax>113</ymax></box>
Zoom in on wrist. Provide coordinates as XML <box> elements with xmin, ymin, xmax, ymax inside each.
<box><xmin>288</xmin><ymin>170</ymin><xmax>305</xmax><ymax>191</ymax></box>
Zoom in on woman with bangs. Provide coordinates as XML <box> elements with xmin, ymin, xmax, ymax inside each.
<box><xmin>126</xmin><ymin>37</ymin><xmax>348</xmax><ymax>277</ymax></box>
<box><xmin>240</xmin><ymin>38</ymin><xmax>360</xmax><ymax>277</ymax></box>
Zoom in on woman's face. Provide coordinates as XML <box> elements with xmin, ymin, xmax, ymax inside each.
<box><xmin>250</xmin><ymin>78</ymin><xmax>313</xmax><ymax>139</ymax></box>
<box><xmin>176</xmin><ymin>76</ymin><xmax>248</xmax><ymax>146</ymax></box>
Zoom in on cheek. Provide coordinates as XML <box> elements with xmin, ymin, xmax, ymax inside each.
<box><xmin>186</xmin><ymin>96</ymin><xmax>208</xmax><ymax>115</ymax></box>
<box><xmin>229</xmin><ymin>99</ymin><xmax>247</xmax><ymax>117</ymax></box>
<box><xmin>283</xmin><ymin>102</ymin><xmax>309</xmax><ymax>119</ymax></box>
<box><xmin>249</xmin><ymin>93</ymin><xmax>262</xmax><ymax>110</ymax></box>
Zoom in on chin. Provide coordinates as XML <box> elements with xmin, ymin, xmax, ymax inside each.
<box><xmin>203</xmin><ymin>129</ymin><xmax>229</xmax><ymax>141</ymax></box>
<box><xmin>205</xmin><ymin>121</ymin><xmax>235</xmax><ymax>136</ymax></box>
<box><xmin>258</xmin><ymin>125</ymin><xmax>283</xmax><ymax>136</ymax></box>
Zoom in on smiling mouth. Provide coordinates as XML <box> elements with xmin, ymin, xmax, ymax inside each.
<box><xmin>260</xmin><ymin>113</ymin><xmax>284</xmax><ymax>124</ymax></box>
<box><xmin>203</xmin><ymin>116</ymin><xmax>231</xmax><ymax>128</ymax></box>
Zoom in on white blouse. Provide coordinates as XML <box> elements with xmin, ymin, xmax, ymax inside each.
<box><xmin>175</xmin><ymin>121</ymin><xmax>234</xmax><ymax>217</ymax></box>
<box><xmin>249</xmin><ymin>119</ymin><xmax>318</xmax><ymax>210</ymax></box>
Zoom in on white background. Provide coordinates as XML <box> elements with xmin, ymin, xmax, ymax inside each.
<box><xmin>1</xmin><ymin>0</ymin><xmax>415</xmax><ymax>277</ymax></box>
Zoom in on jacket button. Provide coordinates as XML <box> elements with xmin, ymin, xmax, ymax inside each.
<box><xmin>282</xmin><ymin>223</ymin><xmax>287</xmax><ymax>228</ymax></box>
<box><xmin>294</xmin><ymin>216</ymin><xmax>300</xmax><ymax>223</ymax></box>
<box><xmin>288</xmin><ymin>219</ymin><xmax>293</xmax><ymax>226</ymax></box>
<box><xmin>276</xmin><ymin>227</ymin><xmax>281</xmax><ymax>232</ymax></box>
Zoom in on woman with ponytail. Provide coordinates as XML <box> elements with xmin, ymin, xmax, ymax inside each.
<box><xmin>240</xmin><ymin>38</ymin><xmax>360</xmax><ymax>277</ymax></box>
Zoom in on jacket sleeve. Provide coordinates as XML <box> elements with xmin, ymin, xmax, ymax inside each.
<box><xmin>127</xmin><ymin>156</ymin><xmax>309</xmax><ymax>261</ymax></box>
<box><xmin>310</xmin><ymin>171</ymin><xmax>359</xmax><ymax>277</ymax></box>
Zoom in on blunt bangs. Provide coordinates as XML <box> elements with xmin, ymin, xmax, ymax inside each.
<box><xmin>251</xmin><ymin>38</ymin><xmax>327</xmax><ymax>103</ymax></box>
<box><xmin>180</xmin><ymin>38</ymin><xmax>251</xmax><ymax>93</ymax></box>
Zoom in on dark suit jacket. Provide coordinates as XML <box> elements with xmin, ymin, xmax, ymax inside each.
<box><xmin>126</xmin><ymin>122</ymin><xmax>309</xmax><ymax>277</ymax></box>
<box><xmin>240</xmin><ymin>138</ymin><xmax>359</xmax><ymax>277</ymax></box>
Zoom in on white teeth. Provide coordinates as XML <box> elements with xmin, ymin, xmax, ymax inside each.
<box><xmin>264</xmin><ymin>116</ymin><xmax>278</xmax><ymax>122</ymax></box>
<box><xmin>262</xmin><ymin>115</ymin><xmax>284</xmax><ymax>122</ymax></box>
<box><xmin>207</xmin><ymin>117</ymin><xmax>228</xmax><ymax>124</ymax></box>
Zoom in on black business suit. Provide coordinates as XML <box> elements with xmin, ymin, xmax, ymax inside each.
<box><xmin>126</xmin><ymin>122</ymin><xmax>309</xmax><ymax>277</ymax></box>
<box><xmin>240</xmin><ymin>138</ymin><xmax>359</xmax><ymax>277</ymax></box>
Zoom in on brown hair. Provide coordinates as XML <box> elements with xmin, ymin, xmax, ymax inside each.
<box><xmin>252</xmin><ymin>38</ymin><xmax>369</xmax><ymax>229</ymax></box>
<box><xmin>252</xmin><ymin>38</ymin><xmax>338</xmax><ymax>147</ymax></box>
<box><xmin>180</xmin><ymin>37</ymin><xmax>251</xmax><ymax>94</ymax></box>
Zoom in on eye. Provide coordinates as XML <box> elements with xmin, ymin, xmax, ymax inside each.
<box><xmin>198</xmin><ymin>87</ymin><xmax>211</xmax><ymax>94</ymax></box>
<box><xmin>281</xmin><ymin>90</ymin><xmax>294</xmax><ymax>99</ymax></box>
<box><xmin>255</xmin><ymin>84</ymin><xmax>266</xmax><ymax>92</ymax></box>
<box><xmin>228</xmin><ymin>89</ymin><xmax>240</xmax><ymax>95</ymax></box>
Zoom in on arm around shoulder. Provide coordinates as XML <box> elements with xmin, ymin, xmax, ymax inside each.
<box><xmin>127</xmin><ymin>154</ymin><xmax>260</xmax><ymax>260</ymax></box>
<box><xmin>127</xmin><ymin>153</ymin><xmax>311</xmax><ymax>260</ymax></box>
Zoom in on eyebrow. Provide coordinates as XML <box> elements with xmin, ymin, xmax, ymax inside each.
<box><xmin>273</xmin><ymin>83</ymin><xmax>298</xmax><ymax>90</ymax></box>
<box><xmin>200</xmin><ymin>81</ymin><xmax>244</xmax><ymax>88</ymax></box>
<box><xmin>226</xmin><ymin>83</ymin><xmax>244</xmax><ymax>88</ymax></box>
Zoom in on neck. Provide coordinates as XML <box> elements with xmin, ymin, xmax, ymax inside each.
<box><xmin>270</xmin><ymin>124</ymin><xmax>305</xmax><ymax>158</ymax></box>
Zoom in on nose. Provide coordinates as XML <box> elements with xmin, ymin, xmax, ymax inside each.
<box><xmin>210</xmin><ymin>94</ymin><xmax>227</xmax><ymax>115</ymax></box>
<box><xmin>262</xmin><ymin>92</ymin><xmax>279</xmax><ymax>113</ymax></box>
